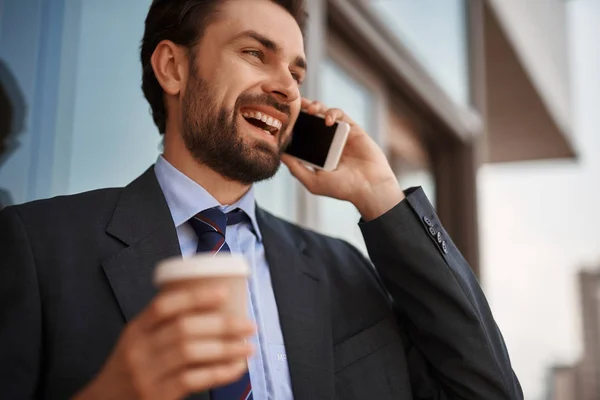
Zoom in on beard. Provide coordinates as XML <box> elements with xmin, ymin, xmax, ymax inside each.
<box><xmin>181</xmin><ymin>72</ymin><xmax>291</xmax><ymax>185</ymax></box>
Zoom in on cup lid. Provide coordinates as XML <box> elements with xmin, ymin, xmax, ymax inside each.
<box><xmin>154</xmin><ymin>253</ymin><xmax>250</xmax><ymax>286</ymax></box>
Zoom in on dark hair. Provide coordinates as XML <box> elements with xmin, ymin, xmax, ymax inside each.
<box><xmin>141</xmin><ymin>0</ymin><xmax>307</xmax><ymax>134</ymax></box>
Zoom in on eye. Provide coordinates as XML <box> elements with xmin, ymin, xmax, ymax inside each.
<box><xmin>243</xmin><ymin>49</ymin><xmax>264</xmax><ymax>60</ymax></box>
<box><xmin>291</xmin><ymin>72</ymin><xmax>303</xmax><ymax>85</ymax></box>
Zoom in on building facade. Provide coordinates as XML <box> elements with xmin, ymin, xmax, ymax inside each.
<box><xmin>548</xmin><ymin>365</ymin><xmax>579</xmax><ymax>400</ymax></box>
<box><xmin>0</xmin><ymin>0</ymin><xmax>574</xmax><ymax>277</ymax></box>
<box><xmin>548</xmin><ymin>269</ymin><xmax>600</xmax><ymax>400</ymax></box>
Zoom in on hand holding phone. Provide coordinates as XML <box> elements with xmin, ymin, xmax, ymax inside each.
<box><xmin>282</xmin><ymin>99</ymin><xmax>404</xmax><ymax>221</ymax></box>
<box><xmin>284</xmin><ymin>111</ymin><xmax>350</xmax><ymax>171</ymax></box>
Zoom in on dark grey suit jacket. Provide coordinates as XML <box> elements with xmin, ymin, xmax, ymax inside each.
<box><xmin>0</xmin><ymin>167</ymin><xmax>523</xmax><ymax>399</ymax></box>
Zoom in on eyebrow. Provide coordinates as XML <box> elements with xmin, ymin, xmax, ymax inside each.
<box><xmin>234</xmin><ymin>30</ymin><xmax>307</xmax><ymax>71</ymax></box>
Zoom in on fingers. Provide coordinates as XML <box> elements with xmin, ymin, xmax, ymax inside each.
<box><xmin>300</xmin><ymin>97</ymin><xmax>313</xmax><ymax>109</ymax></box>
<box><xmin>151</xmin><ymin>313</ymin><xmax>256</xmax><ymax>352</ymax></box>
<box><xmin>94</xmin><ymin>286</ymin><xmax>255</xmax><ymax>400</ymax></box>
<box><xmin>127</xmin><ymin>307</ymin><xmax>256</xmax><ymax>395</ymax></box>
<box><xmin>302</xmin><ymin>99</ymin><xmax>328</xmax><ymax>117</ymax></box>
<box><xmin>141</xmin><ymin>295</ymin><xmax>256</xmax><ymax>386</ymax></box>
<box><xmin>304</xmin><ymin>99</ymin><xmax>325</xmax><ymax>115</ymax></box>
<box><xmin>138</xmin><ymin>286</ymin><xmax>229</xmax><ymax>332</ymax></box>
<box><xmin>159</xmin><ymin>360</ymin><xmax>248</xmax><ymax>400</ymax></box>
<box><xmin>324</xmin><ymin>109</ymin><xmax>345</xmax><ymax>126</ymax></box>
<box><xmin>301</xmin><ymin>98</ymin><xmax>355</xmax><ymax>127</ymax></box>
<box><xmin>152</xmin><ymin>338</ymin><xmax>253</xmax><ymax>380</ymax></box>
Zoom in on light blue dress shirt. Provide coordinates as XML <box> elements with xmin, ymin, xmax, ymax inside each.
<box><xmin>154</xmin><ymin>156</ymin><xmax>293</xmax><ymax>400</ymax></box>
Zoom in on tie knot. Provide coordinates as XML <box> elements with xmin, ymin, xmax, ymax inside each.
<box><xmin>189</xmin><ymin>207</ymin><xmax>247</xmax><ymax>239</ymax></box>
<box><xmin>190</xmin><ymin>207</ymin><xmax>248</xmax><ymax>255</ymax></box>
<box><xmin>225</xmin><ymin>208</ymin><xmax>247</xmax><ymax>226</ymax></box>
<box><xmin>191</xmin><ymin>207</ymin><xmax>227</xmax><ymax>238</ymax></box>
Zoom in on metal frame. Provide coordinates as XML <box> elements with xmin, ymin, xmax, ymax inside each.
<box><xmin>296</xmin><ymin>0</ymin><xmax>328</xmax><ymax>229</ymax></box>
<box><xmin>432</xmin><ymin>0</ymin><xmax>486</xmax><ymax>277</ymax></box>
<box><xmin>325</xmin><ymin>32</ymin><xmax>388</xmax><ymax>147</ymax></box>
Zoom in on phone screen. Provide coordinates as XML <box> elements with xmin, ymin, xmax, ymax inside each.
<box><xmin>284</xmin><ymin>112</ymin><xmax>337</xmax><ymax>167</ymax></box>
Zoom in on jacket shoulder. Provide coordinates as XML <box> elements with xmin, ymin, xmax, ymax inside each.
<box><xmin>259</xmin><ymin>208</ymin><xmax>350</xmax><ymax>248</ymax></box>
<box><xmin>258</xmin><ymin>208</ymin><xmax>370</xmax><ymax>269</ymax></box>
<box><xmin>2</xmin><ymin>187</ymin><xmax>123</xmax><ymax>226</ymax></box>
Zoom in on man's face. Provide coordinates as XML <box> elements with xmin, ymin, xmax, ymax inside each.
<box><xmin>180</xmin><ymin>0</ymin><xmax>306</xmax><ymax>185</ymax></box>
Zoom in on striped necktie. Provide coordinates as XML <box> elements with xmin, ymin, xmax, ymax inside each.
<box><xmin>189</xmin><ymin>207</ymin><xmax>253</xmax><ymax>400</ymax></box>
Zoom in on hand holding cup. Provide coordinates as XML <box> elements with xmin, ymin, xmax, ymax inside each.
<box><xmin>73</xmin><ymin>254</ymin><xmax>255</xmax><ymax>400</ymax></box>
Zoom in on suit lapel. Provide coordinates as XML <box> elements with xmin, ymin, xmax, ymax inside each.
<box><xmin>102</xmin><ymin>167</ymin><xmax>181</xmax><ymax>322</ymax></box>
<box><xmin>257</xmin><ymin>208</ymin><xmax>335</xmax><ymax>400</ymax></box>
<box><xmin>100</xmin><ymin>166</ymin><xmax>211</xmax><ymax>400</ymax></box>
<box><xmin>101</xmin><ymin>170</ymin><xmax>335</xmax><ymax>399</ymax></box>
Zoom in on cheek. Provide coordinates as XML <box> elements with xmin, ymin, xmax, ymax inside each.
<box><xmin>217</xmin><ymin>57</ymin><xmax>262</xmax><ymax>86</ymax></box>
<box><xmin>224</xmin><ymin>80</ymin><xmax>263</xmax><ymax>112</ymax></box>
<box><xmin>205</xmin><ymin>59</ymin><xmax>247</xmax><ymax>105</ymax></box>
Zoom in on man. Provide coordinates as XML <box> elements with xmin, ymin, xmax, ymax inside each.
<box><xmin>0</xmin><ymin>0</ymin><xmax>523</xmax><ymax>399</ymax></box>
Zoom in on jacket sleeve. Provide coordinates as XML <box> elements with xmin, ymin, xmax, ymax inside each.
<box><xmin>0</xmin><ymin>206</ymin><xmax>43</xmax><ymax>398</ymax></box>
<box><xmin>359</xmin><ymin>187</ymin><xmax>523</xmax><ymax>400</ymax></box>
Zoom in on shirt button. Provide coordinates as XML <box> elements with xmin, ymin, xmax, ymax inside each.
<box><xmin>442</xmin><ymin>241</ymin><xmax>448</xmax><ymax>254</ymax></box>
<box><xmin>423</xmin><ymin>216</ymin><xmax>434</xmax><ymax>227</ymax></box>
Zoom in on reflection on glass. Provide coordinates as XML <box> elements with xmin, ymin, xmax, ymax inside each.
<box><xmin>317</xmin><ymin>58</ymin><xmax>375</xmax><ymax>253</ymax></box>
<box><xmin>368</xmin><ymin>0</ymin><xmax>469</xmax><ymax>106</ymax></box>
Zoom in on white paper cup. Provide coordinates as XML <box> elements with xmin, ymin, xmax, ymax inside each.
<box><xmin>154</xmin><ymin>253</ymin><xmax>250</xmax><ymax>317</ymax></box>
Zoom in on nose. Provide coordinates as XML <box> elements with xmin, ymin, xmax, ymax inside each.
<box><xmin>262</xmin><ymin>67</ymin><xmax>300</xmax><ymax>104</ymax></box>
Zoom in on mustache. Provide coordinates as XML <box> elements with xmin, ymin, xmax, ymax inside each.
<box><xmin>236</xmin><ymin>93</ymin><xmax>291</xmax><ymax>119</ymax></box>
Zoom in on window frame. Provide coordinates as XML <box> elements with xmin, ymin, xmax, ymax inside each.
<box><xmin>324</xmin><ymin>33</ymin><xmax>388</xmax><ymax>147</ymax></box>
<box><xmin>299</xmin><ymin>30</ymin><xmax>390</xmax><ymax>241</ymax></box>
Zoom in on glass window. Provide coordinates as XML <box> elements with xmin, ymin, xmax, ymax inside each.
<box><xmin>387</xmin><ymin>111</ymin><xmax>436</xmax><ymax>207</ymax></box>
<box><xmin>0</xmin><ymin>0</ymin><xmax>299</xmax><ymax>222</ymax></box>
<box><xmin>316</xmin><ymin>58</ymin><xmax>376</xmax><ymax>253</ymax></box>
<box><xmin>67</xmin><ymin>0</ymin><xmax>297</xmax><ymax>220</ymax></box>
<box><xmin>367</xmin><ymin>0</ymin><xmax>470</xmax><ymax>107</ymax></box>
<box><xmin>254</xmin><ymin>168</ymin><xmax>297</xmax><ymax>221</ymax></box>
<box><xmin>66</xmin><ymin>0</ymin><xmax>160</xmax><ymax>195</ymax></box>
<box><xmin>394</xmin><ymin>159</ymin><xmax>436</xmax><ymax>208</ymax></box>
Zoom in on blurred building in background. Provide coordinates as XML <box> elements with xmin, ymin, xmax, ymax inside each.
<box><xmin>548</xmin><ymin>365</ymin><xmax>579</xmax><ymax>400</ymax></box>
<box><xmin>548</xmin><ymin>269</ymin><xmax>600</xmax><ymax>400</ymax></box>
<box><xmin>0</xmin><ymin>0</ymin><xmax>574</xmax><ymax>277</ymax></box>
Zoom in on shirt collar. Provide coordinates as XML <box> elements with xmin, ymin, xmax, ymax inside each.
<box><xmin>154</xmin><ymin>155</ymin><xmax>263</xmax><ymax>241</ymax></box>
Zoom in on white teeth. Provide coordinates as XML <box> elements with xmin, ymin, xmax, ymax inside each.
<box><xmin>242</xmin><ymin>110</ymin><xmax>282</xmax><ymax>131</ymax></box>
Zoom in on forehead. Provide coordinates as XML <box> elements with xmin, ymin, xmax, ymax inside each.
<box><xmin>211</xmin><ymin>0</ymin><xmax>305</xmax><ymax>56</ymax></box>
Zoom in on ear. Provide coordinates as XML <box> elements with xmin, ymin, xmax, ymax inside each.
<box><xmin>151</xmin><ymin>40</ymin><xmax>188</xmax><ymax>96</ymax></box>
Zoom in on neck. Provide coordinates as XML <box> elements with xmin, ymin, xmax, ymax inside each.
<box><xmin>162</xmin><ymin>132</ymin><xmax>251</xmax><ymax>205</ymax></box>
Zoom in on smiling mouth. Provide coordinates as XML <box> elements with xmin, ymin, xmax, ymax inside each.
<box><xmin>241</xmin><ymin>111</ymin><xmax>283</xmax><ymax>137</ymax></box>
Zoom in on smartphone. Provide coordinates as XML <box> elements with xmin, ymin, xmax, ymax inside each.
<box><xmin>284</xmin><ymin>111</ymin><xmax>351</xmax><ymax>171</ymax></box>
